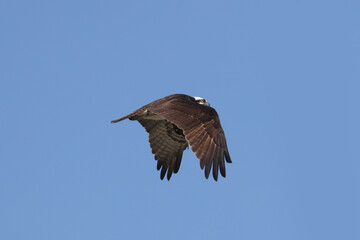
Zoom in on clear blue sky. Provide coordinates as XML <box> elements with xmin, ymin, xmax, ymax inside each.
<box><xmin>1</xmin><ymin>1</ymin><xmax>359</xmax><ymax>239</ymax></box>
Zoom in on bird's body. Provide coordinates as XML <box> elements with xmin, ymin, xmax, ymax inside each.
<box><xmin>111</xmin><ymin>94</ymin><xmax>231</xmax><ymax>181</ymax></box>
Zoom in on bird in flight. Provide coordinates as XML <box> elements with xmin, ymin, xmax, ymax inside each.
<box><xmin>111</xmin><ymin>94</ymin><xmax>231</xmax><ymax>181</ymax></box>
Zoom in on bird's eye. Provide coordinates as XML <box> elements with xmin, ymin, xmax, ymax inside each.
<box><xmin>201</xmin><ymin>99</ymin><xmax>205</xmax><ymax>103</ymax></box>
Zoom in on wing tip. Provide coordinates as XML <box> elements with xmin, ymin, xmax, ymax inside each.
<box><xmin>224</xmin><ymin>151</ymin><xmax>232</xmax><ymax>163</ymax></box>
<box><xmin>213</xmin><ymin>174</ymin><xmax>218</xmax><ymax>181</ymax></box>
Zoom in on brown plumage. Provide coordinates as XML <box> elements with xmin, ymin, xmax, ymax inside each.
<box><xmin>111</xmin><ymin>94</ymin><xmax>232</xmax><ymax>181</ymax></box>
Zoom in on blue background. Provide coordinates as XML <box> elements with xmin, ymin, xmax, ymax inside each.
<box><xmin>1</xmin><ymin>1</ymin><xmax>359</xmax><ymax>239</ymax></box>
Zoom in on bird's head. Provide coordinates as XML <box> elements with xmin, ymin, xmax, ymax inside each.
<box><xmin>193</xmin><ymin>96</ymin><xmax>210</xmax><ymax>107</ymax></box>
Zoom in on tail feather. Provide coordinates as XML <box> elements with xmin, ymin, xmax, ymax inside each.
<box><xmin>110</xmin><ymin>108</ymin><xmax>146</xmax><ymax>123</ymax></box>
<box><xmin>110</xmin><ymin>115</ymin><xmax>130</xmax><ymax>123</ymax></box>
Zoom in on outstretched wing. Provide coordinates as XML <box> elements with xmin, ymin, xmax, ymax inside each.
<box><xmin>110</xmin><ymin>97</ymin><xmax>189</xmax><ymax>180</ymax></box>
<box><xmin>137</xmin><ymin>119</ymin><xmax>188</xmax><ymax>180</ymax></box>
<box><xmin>146</xmin><ymin>94</ymin><xmax>232</xmax><ymax>181</ymax></box>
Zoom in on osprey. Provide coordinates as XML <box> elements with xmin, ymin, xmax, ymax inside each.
<box><xmin>111</xmin><ymin>94</ymin><xmax>232</xmax><ymax>181</ymax></box>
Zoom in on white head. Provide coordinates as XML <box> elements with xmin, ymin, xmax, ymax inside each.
<box><xmin>193</xmin><ymin>96</ymin><xmax>210</xmax><ymax>107</ymax></box>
